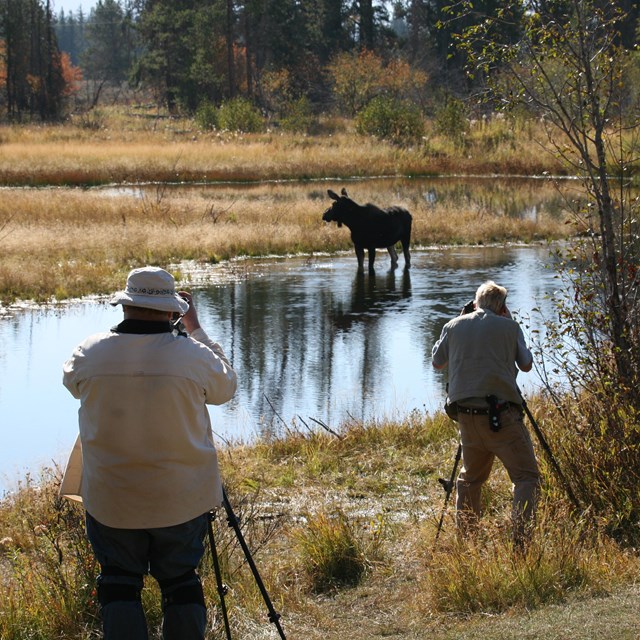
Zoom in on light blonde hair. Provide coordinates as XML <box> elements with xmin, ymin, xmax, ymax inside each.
<box><xmin>475</xmin><ymin>280</ymin><xmax>507</xmax><ymax>314</ymax></box>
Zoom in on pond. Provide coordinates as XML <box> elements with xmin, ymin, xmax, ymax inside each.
<box><xmin>0</xmin><ymin>244</ymin><xmax>562</xmax><ymax>494</ymax></box>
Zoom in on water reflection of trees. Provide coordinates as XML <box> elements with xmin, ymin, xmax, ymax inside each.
<box><xmin>196</xmin><ymin>247</ymin><xmax>559</xmax><ymax>436</ymax></box>
<box><xmin>197</xmin><ymin>265</ymin><xmax>415</xmax><ymax>434</ymax></box>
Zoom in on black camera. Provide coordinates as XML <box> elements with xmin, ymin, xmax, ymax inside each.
<box><xmin>460</xmin><ymin>299</ymin><xmax>475</xmax><ymax>315</ymax></box>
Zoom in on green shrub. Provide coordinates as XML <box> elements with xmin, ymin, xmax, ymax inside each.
<box><xmin>433</xmin><ymin>96</ymin><xmax>470</xmax><ymax>148</ymax></box>
<box><xmin>280</xmin><ymin>97</ymin><xmax>316</xmax><ymax>133</ymax></box>
<box><xmin>217</xmin><ymin>97</ymin><xmax>264</xmax><ymax>133</ymax></box>
<box><xmin>195</xmin><ymin>101</ymin><xmax>219</xmax><ymax>131</ymax></box>
<box><xmin>356</xmin><ymin>96</ymin><xmax>424</xmax><ymax>144</ymax></box>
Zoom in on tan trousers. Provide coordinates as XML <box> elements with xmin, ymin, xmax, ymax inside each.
<box><xmin>456</xmin><ymin>405</ymin><xmax>540</xmax><ymax>543</ymax></box>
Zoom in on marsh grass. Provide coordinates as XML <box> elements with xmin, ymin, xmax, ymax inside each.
<box><xmin>292</xmin><ymin>508</ymin><xmax>381</xmax><ymax>592</ymax></box>
<box><xmin>0</xmin><ymin>107</ymin><xmax>584</xmax><ymax>303</ymax></box>
<box><xmin>0</xmin><ymin>469</ymin><xmax>99</xmax><ymax>639</ymax></box>
<box><xmin>529</xmin><ymin>393</ymin><xmax>640</xmax><ymax>546</ymax></box>
<box><xmin>0</xmin><ymin>178</ymin><xmax>574</xmax><ymax>303</ymax></box>
<box><xmin>1</xmin><ymin>407</ymin><xmax>639</xmax><ymax>640</ymax></box>
<box><xmin>0</xmin><ymin>108</ymin><xmax>569</xmax><ymax>188</ymax></box>
<box><xmin>423</xmin><ymin>502</ymin><xmax>637</xmax><ymax>616</ymax></box>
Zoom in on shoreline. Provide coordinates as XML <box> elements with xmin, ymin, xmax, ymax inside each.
<box><xmin>0</xmin><ymin>240</ymin><xmax>565</xmax><ymax>314</ymax></box>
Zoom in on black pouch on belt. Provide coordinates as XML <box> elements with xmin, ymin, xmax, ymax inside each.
<box><xmin>486</xmin><ymin>394</ymin><xmax>501</xmax><ymax>431</ymax></box>
<box><xmin>444</xmin><ymin>398</ymin><xmax>458</xmax><ymax>421</ymax></box>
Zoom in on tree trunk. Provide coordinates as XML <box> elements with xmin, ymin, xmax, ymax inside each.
<box><xmin>244</xmin><ymin>8</ymin><xmax>253</xmax><ymax>99</ymax></box>
<box><xmin>359</xmin><ymin>0</ymin><xmax>374</xmax><ymax>49</ymax></box>
<box><xmin>226</xmin><ymin>0</ymin><xmax>235</xmax><ymax>98</ymax></box>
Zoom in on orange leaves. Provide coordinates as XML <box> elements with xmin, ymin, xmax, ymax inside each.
<box><xmin>59</xmin><ymin>52</ymin><xmax>83</xmax><ymax>97</ymax></box>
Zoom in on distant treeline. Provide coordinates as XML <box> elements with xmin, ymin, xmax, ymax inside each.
<box><xmin>0</xmin><ymin>0</ymin><xmax>638</xmax><ymax>120</ymax></box>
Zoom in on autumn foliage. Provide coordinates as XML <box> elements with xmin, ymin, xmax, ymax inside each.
<box><xmin>60</xmin><ymin>52</ymin><xmax>83</xmax><ymax>97</ymax></box>
<box><xmin>327</xmin><ymin>50</ymin><xmax>427</xmax><ymax>117</ymax></box>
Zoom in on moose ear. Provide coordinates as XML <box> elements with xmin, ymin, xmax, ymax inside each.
<box><xmin>327</xmin><ymin>189</ymin><xmax>340</xmax><ymax>201</ymax></box>
<box><xmin>341</xmin><ymin>188</ymin><xmax>348</xmax><ymax>197</ymax></box>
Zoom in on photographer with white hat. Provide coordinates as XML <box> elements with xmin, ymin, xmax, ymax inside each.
<box><xmin>61</xmin><ymin>266</ymin><xmax>237</xmax><ymax>640</ymax></box>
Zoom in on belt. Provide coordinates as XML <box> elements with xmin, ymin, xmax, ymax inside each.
<box><xmin>457</xmin><ymin>402</ymin><xmax>518</xmax><ymax>416</ymax></box>
<box><xmin>457</xmin><ymin>406</ymin><xmax>490</xmax><ymax>416</ymax></box>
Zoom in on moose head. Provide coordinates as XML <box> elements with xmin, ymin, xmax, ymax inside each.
<box><xmin>322</xmin><ymin>188</ymin><xmax>354</xmax><ymax>228</ymax></box>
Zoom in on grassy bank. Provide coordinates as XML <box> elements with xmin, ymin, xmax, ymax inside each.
<box><xmin>0</xmin><ymin>108</ymin><xmax>568</xmax><ymax>188</ymax></box>
<box><xmin>0</xmin><ymin>176</ymin><xmax>575</xmax><ymax>304</ymax></box>
<box><xmin>1</xmin><ymin>410</ymin><xmax>639</xmax><ymax>639</ymax></box>
<box><xmin>0</xmin><ymin>108</ymin><xmax>579</xmax><ymax>304</ymax></box>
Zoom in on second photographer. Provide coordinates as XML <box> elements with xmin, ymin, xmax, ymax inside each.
<box><xmin>431</xmin><ymin>280</ymin><xmax>540</xmax><ymax>547</ymax></box>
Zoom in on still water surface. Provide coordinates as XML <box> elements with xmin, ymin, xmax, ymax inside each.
<box><xmin>0</xmin><ymin>245</ymin><xmax>560</xmax><ymax>493</ymax></box>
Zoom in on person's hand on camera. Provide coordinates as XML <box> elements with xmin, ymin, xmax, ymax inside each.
<box><xmin>177</xmin><ymin>291</ymin><xmax>201</xmax><ymax>333</ymax></box>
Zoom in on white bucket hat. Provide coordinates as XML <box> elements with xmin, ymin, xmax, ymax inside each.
<box><xmin>110</xmin><ymin>266</ymin><xmax>189</xmax><ymax>314</ymax></box>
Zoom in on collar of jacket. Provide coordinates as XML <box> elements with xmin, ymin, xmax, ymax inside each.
<box><xmin>111</xmin><ymin>319</ymin><xmax>173</xmax><ymax>334</ymax></box>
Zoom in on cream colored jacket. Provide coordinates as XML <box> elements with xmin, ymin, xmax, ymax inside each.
<box><xmin>432</xmin><ymin>309</ymin><xmax>532</xmax><ymax>405</ymax></box>
<box><xmin>61</xmin><ymin>325</ymin><xmax>237</xmax><ymax>529</ymax></box>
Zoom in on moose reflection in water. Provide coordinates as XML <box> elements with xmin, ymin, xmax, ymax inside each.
<box><xmin>330</xmin><ymin>270</ymin><xmax>412</xmax><ymax>332</ymax></box>
<box><xmin>322</xmin><ymin>188</ymin><xmax>413</xmax><ymax>273</ymax></box>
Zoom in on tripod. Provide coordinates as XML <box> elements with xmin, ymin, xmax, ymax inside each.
<box><xmin>519</xmin><ymin>393</ymin><xmax>581</xmax><ymax>511</ymax></box>
<box><xmin>207</xmin><ymin>487</ymin><xmax>287</xmax><ymax>640</ymax></box>
<box><xmin>433</xmin><ymin>442</ymin><xmax>461</xmax><ymax>548</ymax></box>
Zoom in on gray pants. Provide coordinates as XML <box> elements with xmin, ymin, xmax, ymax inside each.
<box><xmin>86</xmin><ymin>512</ymin><xmax>209</xmax><ymax>640</ymax></box>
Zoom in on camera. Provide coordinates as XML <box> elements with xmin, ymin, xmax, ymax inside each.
<box><xmin>460</xmin><ymin>299</ymin><xmax>475</xmax><ymax>315</ymax></box>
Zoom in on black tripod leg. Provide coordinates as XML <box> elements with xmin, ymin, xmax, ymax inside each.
<box><xmin>434</xmin><ymin>442</ymin><xmax>462</xmax><ymax>548</ymax></box>
<box><xmin>521</xmin><ymin>399</ymin><xmax>582</xmax><ymax>511</ymax></box>
<box><xmin>207</xmin><ymin>511</ymin><xmax>233</xmax><ymax>640</ymax></box>
<box><xmin>222</xmin><ymin>488</ymin><xmax>287</xmax><ymax>640</ymax></box>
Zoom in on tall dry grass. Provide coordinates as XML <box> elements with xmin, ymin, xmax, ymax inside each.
<box><xmin>0</xmin><ymin>108</ymin><xmax>580</xmax><ymax>303</ymax></box>
<box><xmin>0</xmin><ymin>178</ymin><xmax>574</xmax><ymax>303</ymax></box>
<box><xmin>422</xmin><ymin>504</ymin><xmax>638</xmax><ymax>615</ymax></box>
<box><xmin>2</xmin><ymin>408</ymin><xmax>638</xmax><ymax>640</ymax></box>
<box><xmin>0</xmin><ymin>108</ymin><xmax>569</xmax><ymax>187</ymax></box>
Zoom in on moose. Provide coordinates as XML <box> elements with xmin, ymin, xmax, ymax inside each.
<box><xmin>322</xmin><ymin>188</ymin><xmax>412</xmax><ymax>273</ymax></box>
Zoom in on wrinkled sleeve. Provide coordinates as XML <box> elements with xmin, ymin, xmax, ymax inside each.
<box><xmin>432</xmin><ymin>324</ymin><xmax>449</xmax><ymax>369</ymax></box>
<box><xmin>515</xmin><ymin>325</ymin><xmax>533</xmax><ymax>370</ymax></box>
<box><xmin>189</xmin><ymin>327</ymin><xmax>237</xmax><ymax>405</ymax></box>
<box><xmin>62</xmin><ymin>345</ymin><xmax>84</xmax><ymax>399</ymax></box>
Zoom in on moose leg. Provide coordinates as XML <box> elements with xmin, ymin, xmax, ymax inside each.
<box><xmin>387</xmin><ymin>245</ymin><xmax>399</xmax><ymax>269</ymax></box>
<box><xmin>401</xmin><ymin>239</ymin><xmax>411</xmax><ymax>270</ymax></box>
<box><xmin>368</xmin><ymin>247</ymin><xmax>376</xmax><ymax>273</ymax></box>
<box><xmin>354</xmin><ymin>245</ymin><xmax>365</xmax><ymax>273</ymax></box>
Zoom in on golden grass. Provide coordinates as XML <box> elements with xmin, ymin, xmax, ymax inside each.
<box><xmin>0</xmin><ymin>108</ymin><xmax>569</xmax><ymax>187</ymax></box>
<box><xmin>422</xmin><ymin>509</ymin><xmax>638</xmax><ymax>615</ymax></box>
<box><xmin>4</xmin><ymin>408</ymin><xmax>637</xmax><ymax>639</ymax></box>
<box><xmin>0</xmin><ymin>178</ymin><xmax>575</xmax><ymax>303</ymax></box>
<box><xmin>0</xmin><ymin>108</ymin><xmax>584</xmax><ymax>302</ymax></box>
<box><xmin>219</xmin><ymin>413</ymin><xmax>640</xmax><ymax>640</ymax></box>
